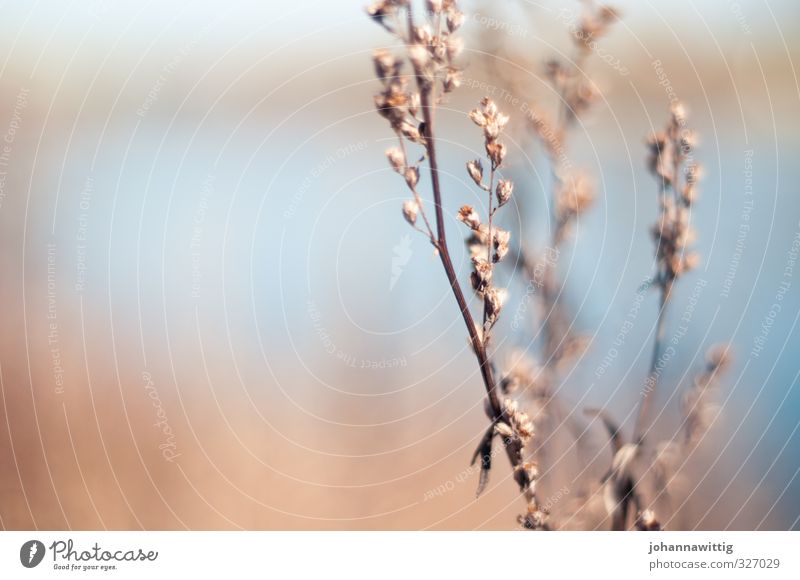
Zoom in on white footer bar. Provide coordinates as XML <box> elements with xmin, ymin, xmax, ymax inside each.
<box><xmin>1</xmin><ymin>531</ymin><xmax>798</xmax><ymax>578</ymax></box>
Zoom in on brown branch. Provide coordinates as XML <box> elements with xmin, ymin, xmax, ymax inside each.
<box><xmin>401</xmin><ymin>4</ymin><xmax>530</xmax><ymax>500</ymax></box>
<box><xmin>418</xmin><ymin>87</ymin><xmax>506</xmax><ymax>430</ymax></box>
<box><xmin>403</xmin><ymin>2</ymin><xmax>503</xmax><ymax>424</ymax></box>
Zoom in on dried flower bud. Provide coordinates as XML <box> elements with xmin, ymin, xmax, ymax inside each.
<box><xmin>503</xmin><ymin>398</ymin><xmax>534</xmax><ymax>443</ymax></box>
<box><xmin>408</xmin><ymin>44</ymin><xmax>430</xmax><ymax>70</ymax></box>
<box><xmin>493</xmin><ymin>228</ymin><xmax>511</xmax><ymax>262</ymax></box>
<box><xmin>496</xmin><ymin>111</ymin><xmax>510</xmax><ymax>129</ymax></box>
<box><xmin>647</xmin><ymin>132</ymin><xmax>672</xmax><ymax>182</ymax></box>
<box><xmin>373</xmin><ymin>48</ymin><xmax>400</xmax><ymax>80</ymax></box>
<box><xmin>500</xmin><ymin>349</ymin><xmax>541</xmax><ymax>395</ymax></box>
<box><xmin>486</xmin><ymin>141</ymin><xmax>506</xmax><ymax>168</ymax></box>
<box><xmin>518</xmin><ymin>503</ymin><xmax>548</xmax><ymax>530</ymax></box>
<box><xmin>469</xmin><ymin>98</ymin><xmax>512</xmax><ymax>170</ymax></box>
<box><xmin>367</xmin><ymin>0</ymin><xmax>398</xmax><ymax>27</ymax></box>
<box><xmin>374</xmin><ymin>94</ymin><xmax>389</xmax><ymax>118</ymax></box>
<box><xmin>385</xmin><ymin>147</ymin><xmax>405</xmax><ymax>173</ymax></box>
<box><xmin>519</xmin><ymin>461</ymin><xmax>539</xmax><ymax>484</ymax></box>
<box><xmin>505</xmin><ymin>398</ymin><xmax>518</xmax><ymax>415</ymax></box>
<box><xmin>432</xmin><ymin>37</ymin><xmax>447</xmax><ymax>63</ymax></box>
<box><xmin>649</xmin><ymin>105</ymin><xmax>703</xmax><ymax>283</ymax></box>
<box><xmin>482</xmin><ymin>114</ymin><xmax>509</xmax><ymax>144</ymax></box>
<box><xmin>470</xmin><ymin>258</ymin><xmax>492</xmax><ymax>291</ymax></box>
<box><xmin>387</xmin><ymin>86</ymin><xmax>410</xmax><ymax>110</ymax></box>
<box><xmin>443</xmin><ymin>67</ymin><xmax>462</xmax><ymax>93</ymax></box>
<box><xmin>399</xmin><ymin>121</ymin><xmax>423</xmax><ymax>143</ymax></box>
<box><xmin>467</xmin><ymin>229</ymin><xmax>488</xmax><ymax>260</ymax></box>
<box><xmin>557</xmin><ymin>172</ymin><xmax>595</xmax><ymax>220</ymax></box>
<box><xmin>402</xmin><ymin>199</ymin><xmax>419</xmax><ymax>226</ymax></box>
<box><xmin>413</xmin><ymin>25</ymin><xmax>433</xmax><ymax>44</ymax></box>
<box><xmin>496</xmin><ymin>179</ymin><xmax>513</xmax><ymax>207</ymax></box>
<box><xmin>481</xmin><ymin>96</ymin><xmax>497</xmax><ymax>118</ymax></box>
<box><xmin>457</xmin><ymin>205</ymin><xmax>481</xmax><ymax>230</ymax></box>
<box><xmin>484</xmin><ymin>286</ymin><xmax>508</xmax><ymax>323</ymax></box>
<box><xmin>469</xmin><ymin>108</ymin><xmax>487</xmax><ymax>127</ymax></box>
<box><xmin>494</xmin><ymin>421</ymin><xmax>514</xmax><ymax>439</ymax></box>
<box><xmin>446</xmin><ymin>9</ymin><xmax>465</xmax><ymax>32</ymax></box>
<box><xmin>466</xmin><ymin>159</ymin><xmax>483</xmax><ymax>186</ymax></box>
<box><xmin>682</xmin><ymin>343</ymin><xmax>731</xmax><ymax>446</ymax></box>
<box><xmin>404</xmin><ymin>166</ymin><xmax>419</xmax><ymax>188</ymax></box>
<box><xmin>484</xmin><ymin>120</ymin><xmax>500</xmax><ymax>141</ymax></box>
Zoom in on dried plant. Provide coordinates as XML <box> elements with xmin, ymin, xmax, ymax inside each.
<box><xmin>596</xmin><ymin>106</ymin><xmax>731</xmax><ymax>530</ymax></box>
<box><xmin>491</xmin><ymin>2</ymin><xmax>732</xmax><ymax>531</ymax></box>
<box><xmin>502</xmin><ymin>0</ymin><xmax>621</xmax><ymax>517</ymax></box>
<box><xmin>520</xmin><ymin>2</ymin><xmax>622</xmax><ymax>369</ymax></box>
<box><xmin>368</xmin><ymin>0</ymin><xmax>732</xmax><ymax>531</ymax></box>
<box><xmin>650</xmin><ymin>344</ymin><xmax>732</xmax><ymax>522</ymax></box>
<box><xmin>681</xmin><ymin>345</ymin><xmax>731</xmax><ymax>447</ymax></box>
<box><xmin>634</xmin><ymin>102</ymin><xmax>702</xmax><ymax>443</ymax></box>
<box><xmin>368</xmin><ymin>0</ymin><xmax>547</xmax><ymax>528</ymax></box>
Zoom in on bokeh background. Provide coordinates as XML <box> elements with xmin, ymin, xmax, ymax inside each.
<box><xmin>0</xmin><ymin>0</ymin><xmax>798</xmax><ymax>530</ymax></box>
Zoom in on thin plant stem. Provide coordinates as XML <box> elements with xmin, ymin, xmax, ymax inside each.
<box><xmin>419</xmin><ymin>87</ymin><xmax>502</xmax><ymax>420</ymax></box>
<box><xmin>405</xmin><ymin>4</ymin><xmax>526</xmax><ymax>482</ymax></box>
<box><xmin>634</xmin><ymin>132</ymin><xmax>683</xmax><ymax>444</ymax></box>
<box><xmin>634</xmin><ymin>281</ymin><xmax>671</xmax><ymax>444</ymax></box>
<box><xmin>484</xmin><ymin>166</ymin><xmax>495</xmax><ymax>329</ymax></box>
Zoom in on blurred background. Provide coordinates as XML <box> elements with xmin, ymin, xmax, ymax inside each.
<box><xmin>0</xmin><ymin>0</ymin><xmax>798</xmax><ymax>530</ymax></box>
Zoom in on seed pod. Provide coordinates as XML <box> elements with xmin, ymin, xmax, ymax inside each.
<box><xmin>404</xmin><ymin>166</ymin><xmax>419</xmax><ymax>188</ymax></box>
<box><xmin>496</xmin><ymin>179</ymin><xmax>513</xmax><ymax>207</ymax></box>
<box><xmin>385</xmin><ymin>147</ymin><xmax>405</xmax><ymax>173</ymax></box>
<box><xmin>457</xmin><ymin>205</ymin><xmax>482</xmax><ymax>230</ymax></box>
<box><xmin>466</xmin><ymin>159</ymin><xmax>483</xmax><ymax>186</ymax></box>
<box><xmin>402</xmin><ymin>199</ymin><xmax>419</xmax><ymax>226</ymax></box>
<box><xmin>447</xmin><ymin>9</ymin><xmax>465</xmax><ymax>32</ymax></box>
